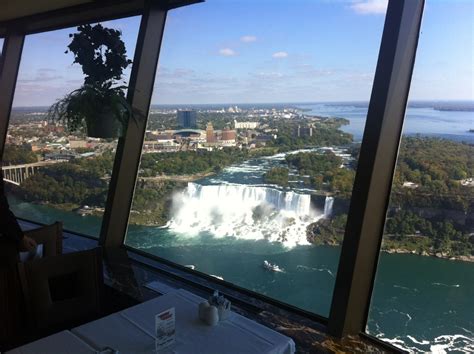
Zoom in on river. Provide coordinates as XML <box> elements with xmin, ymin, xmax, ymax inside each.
<box><xmin>298</xmin><ymin>102</ymin><xmax>474</xmax><ymax>143</ymax></box>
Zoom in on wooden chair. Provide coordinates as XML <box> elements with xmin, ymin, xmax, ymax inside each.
<box><xmin>18</xmin><ymin>248</ymin><xmax>103</xmax><ymax>335</ymax></box>
<box><xmin>0</xmin><ymin>222</ymin><xmax>63</xmax><ymax>349</ymax></box>
<box><xmin>0</xmin><ymin>222</ymin><xmax>63</xmax><ymax>267</ymax></box>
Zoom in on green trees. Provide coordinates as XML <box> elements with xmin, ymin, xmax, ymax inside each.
<box><xmin>284</xmin><ymin>151</ymin><xmax>355</xmax><ymax>196</ymax></box>
<box><xmin>130</xmin><ymin>180</ymin><xmax>185</xmax><ymax>226</ymax></box>
<box><xmin>394</xmin><ymin>137</ymin><xmax>473</xmax><ymax>192</ymax></box>
<box><xmin>286</xmin><ymin>151</ymin><xmax>341</xmax><ymax>174</ymax></box>
<box><xmin>17</xmin><ymin>156</ymin><xmax>113</xmax><ymax>207</ymax></box>
<box><xmin>386</xmin><ymin>211</ymin><xmax>432</xmax><ymax>237</ymax></box>
<box><xmin>3</xmin><ymin>145</ymin><xmax>38</xmax><ymax>165</ymax></box>
<box><xmin>264</xmin><ymin>167</ymin><xmax>289</xmax><ymax>186</ymax></box>
<box><xmin>19</xmin><ymin>169</ymin><xmax>107</xmax><ymax>206</ymax></box>
<box><xmin>313</xmin><ymin>209</ymin><xmax>472</xmax><ymax>257</ymax></box>
<box><xmin>307</xmin><ymin>137</ymin><xmax>473</xmax><ymax>258</ymax></box>
<box><xmin>139</xmin><ymin>149</ymin><xmax>250</xmax><ymax>176</ymax></box>
<box><xmin>269</xmin><ymin>119</ymin><xmax>353</xmax><ymax>151</ymax></box>
<box><xmin>306</xmin><ymin>214</ymin><xmax>347</xmax><ymax>245</ymax></box>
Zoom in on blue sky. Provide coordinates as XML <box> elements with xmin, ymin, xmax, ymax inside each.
<box><xmin>6</xmin><ymin>0</ymin><xmax>474</xmax><ymax>106</ymax></box>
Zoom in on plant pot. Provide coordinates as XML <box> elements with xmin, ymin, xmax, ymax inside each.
<box><xmin>86</xmin><ymin>110</ymin><xmax>123</xmax><ymax>139</ymax></box>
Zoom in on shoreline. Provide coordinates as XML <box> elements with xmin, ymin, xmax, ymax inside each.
<box><xmin>306</xmin><ymin>231</ymin><xmax>474</xmax><ymax>264</ymax></box>
<box><xmin>139</xmin><ymin>171</ymin><xmax>216</xmax><ymax>182</ymax></box>
<box><xmin>12</xmin><ymin>198</ymin><xmax>474</xmax><ymax>263</ymax></box>
<box><xmin>380</xmin><ymin>247</ymin><xmax>474</xmax><ymax>263</ymax></box>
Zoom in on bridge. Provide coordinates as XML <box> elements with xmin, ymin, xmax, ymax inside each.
<box><xmin>2</xmin><ymin>160</ymin><xmax>64</xmax><ymax>185</ymax></box>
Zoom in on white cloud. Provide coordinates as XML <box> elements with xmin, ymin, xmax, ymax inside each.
<box><xmin>272</xmin><ymin>51</ymin><xmax>288</xmax><ymax>59</ymax></box>
<box><xmin>256</xmin><ymin>72</ymin><xmax>285</xmax><ymax>80</ymax></box>
<box><xmin>219</xmin><ymin>48</ymin><xmax>237</xmax><ymax>57</ymax></box>
<box><xmin>240</xmin><ymin>35</ymin><xmax>257</xmax><ymax>43</ymax></box>
<box><xmin>350</xmin><ymin>0</ymin><xmax>387</xmax><ymax>15</ymax></box>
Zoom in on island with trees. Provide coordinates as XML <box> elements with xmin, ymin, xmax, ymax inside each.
<box><xmin>305</xmin><ymin>137</ymin><xmax>473</xmax><ymax>261</ymax></box>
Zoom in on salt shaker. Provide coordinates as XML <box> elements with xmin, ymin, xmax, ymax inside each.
<box><xmin>198</xmin><ymin>300</ymin><xmax>210</xmax><ymax>321</ymax></box>
<box><xmin>204</xmin><ymin>306</ymin><xmax>219</xmax><ymax>326</ymax></box>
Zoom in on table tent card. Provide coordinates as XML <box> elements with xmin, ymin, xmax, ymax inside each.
<box><xmin>155</xmin><ymin>307</ymin><xmax>176</xmax><ymax>352</ymax></box>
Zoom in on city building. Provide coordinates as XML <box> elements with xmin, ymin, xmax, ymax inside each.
<box><xmin>220</xmin><ymin>127</ymin><xmax>237</xmax><ymax>146</ymax></box>
<box><xmin>69</xmin><ymin>139</ymin><xmax>89</xmax><ymax>149</ymax></box>
<box><xmin>206</xmin><ymin>122</ymin><xmax>215</xmax><ymax>143</ymax></box>
<box><xmin>44</xmin><ymin>151</ymin><xmax>78</xmax><ymax>161</ymax></box>
<box><xmin>177</xmin><ymin>109</ymin><xmax>197</xmax><ymax>128</ymax></box>
<box><xmin>234</xmin><ymin>120</ymin><xmax>259</xmax><ymax>129</ymax></box>
<box><xmin>295</xmin><ymin>124</ymin><xmax>313</xmax><ymax>138</ymax></box>
<box><xmin>227</xmin><ymin>105</ymin><xmax>241</xmax><ymax>113</ymax></box>
<box><xmin>142</xmin><ymin>139</ymin><xmax>179</xmax><ymax>153</ymax></box>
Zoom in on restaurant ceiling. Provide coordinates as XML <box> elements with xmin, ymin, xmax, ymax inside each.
<box><xmin>0</xmin><ymin>0</ymin><xmax>95</xmax><ymax>22</ymax></box>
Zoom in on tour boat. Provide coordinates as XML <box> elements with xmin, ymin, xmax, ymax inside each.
<box><xmin>263</xmin><ymin>260</ymin><xmax>284</xmax><ymax>272</ymax></box>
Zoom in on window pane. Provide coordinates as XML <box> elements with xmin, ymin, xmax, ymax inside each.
<box><xmin>367</xmin><ymin>1</ymin><xmax>474</xmax><ymax>352</ymax></box>
<box><xmin>125</xmin><ymin>0</ymin><xmax>386</xmax><ymax>317</ymax></box>
<box><xmin>2</xmin><ymin>17</ymin><xmax>141</xmax><ymax>237</ymax></box>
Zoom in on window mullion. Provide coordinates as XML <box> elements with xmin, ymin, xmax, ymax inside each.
<box><xmin>0</xmin><ymin>32</ymin><xmax>24</xmax><ymax>159</ymax></box>
<box><xmin>328</xmin><ymin>0</ymin><xmax>425</xmax><ymax>338</ymax></box>
<box><xmin>99</xmin><ymin>5</ymin><xmax>168</xmax><ymax>247</ymax></box>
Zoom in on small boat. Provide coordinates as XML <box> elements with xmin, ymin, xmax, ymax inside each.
<box><xmin>184</xmin><ymin>265</ymin><xmax>196</xmax><ymax>270</ymax></box>
<box><xmin>262</xmin><ymin>260</ymin><xmax>284</xmax><ymax>273</ymax></box>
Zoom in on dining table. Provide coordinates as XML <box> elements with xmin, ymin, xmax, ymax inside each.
<box><xmin>7</xmin><ymin>288</ymin><xmax>296</xmax><ymax>354</ymax></box>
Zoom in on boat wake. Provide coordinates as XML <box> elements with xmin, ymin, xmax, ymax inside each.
<box><xmin>296</xmin><ymin>265</ymin><xmax>335</xmax><ymax>277</ymax></box>
<box><xmin>392</xmin><ymin>284</ymin><xmax>419</xmax><ymax>292</ymax></box>
<box><xmin>432</xmin><ymin>282</ymin><xmax>460</xmax><ymax>288</ymax></box>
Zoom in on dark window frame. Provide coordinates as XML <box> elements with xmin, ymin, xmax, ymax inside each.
<box><xmin>0</xmin><ymin>0</ymin><xmax>425</xmax><ymax>347</ymax></box>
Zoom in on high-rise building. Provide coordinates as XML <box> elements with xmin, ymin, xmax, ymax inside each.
<box><xmin>206</xmin><ymin>122</ymin><xmax>215</xmax><ymax>143</ymax></box>
<box><xmin>296</xmin><ymin>124</ymin><xmax>313</xmax><ymax>138</ymax></box>
<box><xmin>177</xmin><ymin>110</ymin><xmax>197</xmax><ymax>128</ymax></box>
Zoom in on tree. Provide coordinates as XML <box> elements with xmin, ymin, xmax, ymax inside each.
<box><xmin>3</xmin><ymin>145</ymin><xmax>38</xmax><ymax>165</ymax></box>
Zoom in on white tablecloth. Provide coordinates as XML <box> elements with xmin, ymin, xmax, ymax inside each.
<box><xmin>6</xmin><ymin>330</ymin><xmax>95</xmax><ymax>354</ymax></box>
<box><xmin>73</xmin><ymin>288</ymin><xmax>295</xmax><ymax>354</ymax></box>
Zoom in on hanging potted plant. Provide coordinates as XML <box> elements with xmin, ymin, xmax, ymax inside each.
<box><xmin>48</xmin><ymin>23</ymin><xmax>133</xmax><ymax>138</ymax></box>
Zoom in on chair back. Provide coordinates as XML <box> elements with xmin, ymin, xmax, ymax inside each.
<box><xmin>23</xmin><ymin>222</ymin><xmax>63</xmax><ymax>257</ymax></box>
<box><xmin>0</xmin><ymin>222</ymin><xmax>63</xmax><ymax>267</ymax></box>
<box><xmin>18</xmin><ymin>248</ymin><xmax>103</xmax><ymax>334</ymax></box>
<box><xmin>0</xmin><ymin>222</ymin><xmax>63</xmax><ymax>348</ymax></box>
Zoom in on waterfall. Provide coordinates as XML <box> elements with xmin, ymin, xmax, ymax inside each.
<box><xmin>167</xmin><ymin>183</ymin><xmax>316</xmax><ymax>247</ymax></box>
<box><xmin>323</xmin><ymin>196</ymin><xmax>334</xmax><ymax>218</ymax></box>
<box><xmin>185</xmin><ymin>183</ymin><xmax>311</xmax><ymax>216</ymax></box>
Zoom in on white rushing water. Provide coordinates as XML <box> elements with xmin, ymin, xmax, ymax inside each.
<box><xmin>324</xmin><ymin>196</ymin><xmax>334</xmax><ymax>218</ymax></box>
<box><xmin>167</xmin><ymin>182</ymin><xmax>334</xmax><ymax>248</ymax></box>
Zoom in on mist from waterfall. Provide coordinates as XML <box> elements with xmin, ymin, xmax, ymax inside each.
<box><xmin>167</xmin><ymin>183</ymin><xmax>334</xmax><ymax>248</ymax></box>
